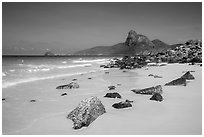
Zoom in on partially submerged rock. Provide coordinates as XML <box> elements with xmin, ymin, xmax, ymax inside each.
<box><xmin>131</xmin><ymin>85</ymin><xmax>163</xmax><ymax>95</ymax></box>
<box><xmin>112</xmin><ymin>100</ymin><xmax>133</xmax><ymax>109</ymax></box>
<box><xmin>108</xmin><ymin>86</ymin><xmax>116</xmax><ymax>90</ymax></box>
<box><xmin>104</xmin><ymin>92</ymin><xmax>121</xmax><ymax>99</ymax></box>
<box><xmin>165</xmin><ymin>77</ymin><xmax>186</xmax><ymax>86</ymax></box>
<box><xmin>181</xmin><ymin>71</ymin><xmax>195</xmax><ymax>80</ymax></box>
<box><xmin>67</xmin><ymin>96</ymin><xmax>106</xmax><ymax>129</ymax></box>
<box><xmin>2</xmin><ymin>98</ymin><xmax>6</xmax><ymax>101</ymax></box>
<box><xmin>150</xmin><ymin>93</ymin><xmax>163</xmax><ymax>102</ymax></box>
<box><xmin>56</xmin><ymin>82</ymin><xmax>79</xmax><ymax>89</ymax></box>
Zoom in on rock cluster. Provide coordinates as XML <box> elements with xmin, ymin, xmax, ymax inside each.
<box><xmin>67</xmin><ymin>96</ymin><xmax>106</xmax><ymax>129</ymax></box>
<box><xmin>101</xmin><ymin>56</ymin><xmax>147</xmax><ymax>69</ymax></box>
<box><xmin>153</xmin><ymin>40</ymin><xmax>202</xmax><ymax>64</ymax></box>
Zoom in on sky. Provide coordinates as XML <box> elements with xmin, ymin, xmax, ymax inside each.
<box><xmin>2</xmin><ymin>2</ymin><xmax>202</xmax><ymax>55</ymax></box>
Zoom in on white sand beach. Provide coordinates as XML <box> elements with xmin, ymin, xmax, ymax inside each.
<box><xmin>2</xmin><ymin>63</ymin><xmax>202</xmax><ymax>135</ymax></box>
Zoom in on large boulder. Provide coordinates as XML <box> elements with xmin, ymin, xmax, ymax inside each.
<box><xmin>165</xmin><ymin>77</ymin><xmax>186</xmax><ymax>86</ymax></box>
<box><xmin>67</xmin><ymin>96</ymin><xmax>106</xmax><ymax>129</ymax></box>
<box><xmin>150</xmin><ymin>93</ymin><xmax>163</xmax><ymax>102</ymax></box>
<box><xmin>56</xmin><ymin>82</ymin><xmax>79</xmax><ymax>89</ymax></box>
<box><xmin>131</xmin><ymin>85</ymin><xmax>163</xmax><ymax>95</ymax></box>
<box><xmin>104</xmin><ymin>92</ymin><xmax>122</xmax><ymax>99</ymax></box>
<box><xmin>181</xmin><ymin>71</ymin><xmax>195</xmax><ymax>80</ymax></box>
<box><xmin>112</xmin><ymin>100</ymin><xmax>133</xmax><ymax>109</ymax></box>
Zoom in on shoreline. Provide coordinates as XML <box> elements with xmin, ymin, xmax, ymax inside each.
<box><xmin>2</xmin><ymin>63</ymin><xmax>202</xmax><ymax>135</ymax></box>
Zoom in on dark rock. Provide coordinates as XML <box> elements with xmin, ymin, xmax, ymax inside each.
<box><xmin>132</xmin><ymin>85</ymin><xmax>163</xmax><ymax>95</ymax></box>
<box><xmin>30</xmin><ymin>100</ymin><xmax>36</xmax><ymax>102</ymax></box>
<box><xmin>200</xmin><ymin>64</ymin><xmax>202</xmax><ymax>67</ymax></box>
<box><xmin>56</xmin><ymin>82</ymin><xmax>79</xmax><ymax>89</ymax></box>
<box><xmin>165</xmin><ymin>77</ymin><xmax>186</xmax><ymax>86</ymax></box>
<box><xmin>181</xmin><ymin>71</ymin><xmax>195</xmax><ymax>80</ymax></box>
<box><xmin>72</xmin><ymin>78</ymin><xmax>77</xmax><ymax>81</ymax></box>
<box><xmin>2</xmin><ymin>98</ymin><xmax>6</xmax><ymax>101</ymax></box>
<box><xmin>88</xmin><ymin>78</ymin><xmax>92</xmax><ymax>80</ymax></box>
<box><xmin>112</xmin><ymin>100</ymin><xmax>133</xmax><ymax>109</ymax></box>
<box><xmin>61</xmin><ymin>93</ymin><xmax>67</xmax><ymax>96</ymax></box>
<box><xmin>150</xmin><ymin>93</ymin><xmax>163</xmax><ymax>102</ymax></box>
<box><xmin>105</xmin><ymin>71</ymin><xmax>109</xmax><ymax>74</ymax></box>
<box><xmin>117</xmin><ymin>83</ymin><xmax>121</xmax><ymax>86</ymax></box>
<box><xmin>104</xmin><ymin>92</ymin><xmax>121</xmax><ymax>98</ymax></box>
<box><xmin>67</xmin><ymin>96</ymin><xmax>106</xmax><ymax>129</ymax></box>
<box><xmin>148</xmin><ymin>74</ymin><xmax>154</xmax><ymax>76</ymax></box>
<box><xmin>108</xmin><ymin>86</ymin><xmax>116</xmax><ymax>90</ymax></box>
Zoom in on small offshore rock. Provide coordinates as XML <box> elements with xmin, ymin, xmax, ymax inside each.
<box><xmin>67</xmin><ymin>96</ymin><xmax>106</xmax><ymax>129</ymax></box>
<box><xmin>132</xmin><ymin>85</ymin><xmax>163</xmax><ymax>95</ymax></box>
<box><xmin>2</xmin><ymin>98</ymin><xmax>6</xmax><ymax>101</ymax></box>
<box><xmin>181</xmin><ymin>71</ymin><xmax>195</xmax><ymax>80</ymax></box>
<box><xmin>104</xmin><ymin>92</ymin><xmax>121</xmax><ymax>99</ymax></box>
<box><xmin>56</xmin><ymin>82</ymin><xmax>79</xmax><ymax>89</ymax></box>
<box><xmin>88</xmin><ymin>78</ymin><xmax>92</xmax><ymax>80</ymax></box>
<box><xmin>72</xmin><ymin>78</ymin><xmax>77</xmax><ymax>81</ymax></box>
<box><xmin>112</xmin><ymin>100</ymin><xmax>133</xmax><ymax>109</ymax></box>
<box><xmin>150</xmin><ymin>93</ymin><xmax>163</xmax><ymax>102</ymax></box>
<box><xmin>165</xmin><ymin>77</ymin><xmax>186</xmax><ymax>86</ymax></box>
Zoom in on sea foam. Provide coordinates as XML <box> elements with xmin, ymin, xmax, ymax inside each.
<box><xmin>2</xmin><ymin>70</ymin><xmax>96</xmax><ymax>88</ymax></box>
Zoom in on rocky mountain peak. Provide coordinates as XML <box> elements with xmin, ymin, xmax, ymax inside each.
<box><xmin>125</xmin><ymin>30</ymin><xmax>139</xmax><ymax>46</ymax></box>
<box><xmin>125</xmin><ymin>30</ymin><xmax>154</xmax><ymax>47</ymax></box>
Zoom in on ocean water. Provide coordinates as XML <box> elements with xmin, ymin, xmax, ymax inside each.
<box><xmin>2</xmin><ymin>56</ymin><xmax>112</xmax><ymax>88</ymax></box>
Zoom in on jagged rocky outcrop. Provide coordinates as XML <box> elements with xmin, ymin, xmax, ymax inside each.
<box><xmin>56</xmin><ymin>82</ymin><xmax>79</xmax><ymax>89</ymax></box>
<box><xmin>112</xmin><ymin>99</ymin><xmax>133</xmax><ymax>109</ymax></box>
<box><xmin>131</xmin><ymin>85</ymin><xmax>163</xmax><ymax>95</ymax></box>
<box><xmin>181</xmin><ymin>71</ymin><xmax>195</xmax><ymax>80</ymax></box>
<box><xmin>104</xmin><ymin>92</ymin><xmax>122</xmax><ymax>99</ymax></box>
<box><xmin>67</xmin><ymin>96</ymin><xmax>106</xmax><ymax>129</ymax></box>
<box><xmin>165</xmin><ymin>77</ymin><xmax>186</xmax><ymax>86</ymax></box>
<box><xmin>150</xmin><ymin>93</ymin><xmax>163</xmax><ymax>102</ymax></box>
